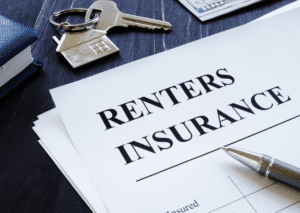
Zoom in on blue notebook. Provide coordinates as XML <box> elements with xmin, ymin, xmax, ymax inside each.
<box><xmin>0</xmin><ymin>14</ymin><xmax>43</xmax><ymax>99</ymax></box>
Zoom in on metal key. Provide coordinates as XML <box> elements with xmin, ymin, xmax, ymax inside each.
<box><xmin>85</xmin><ymin>1</ymin><xmax>172</xmax><ymax>32</ymax></box>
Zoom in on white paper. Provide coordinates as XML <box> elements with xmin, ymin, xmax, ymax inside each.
<box><xmin>34</xmin><ymin>3</ymin><xmax>300</xmax><ymax>212</ymax></box>
<box><xmin>48</xmin><ymin>8</ymin><xmax>300</xmax><ymax>213</ymax></box>
<box><xmin>32</xmin><ymin>109</ymin><xmax>108</xmax><ymax>213</ymax></box>
<box><xmin>255</xmin><ymin>0</ymin><xmax>300</xmax><ymax>22</ymax></box>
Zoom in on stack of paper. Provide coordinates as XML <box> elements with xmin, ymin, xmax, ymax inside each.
<box><xmin>33</xmin><ymin>3</ymin><xmax>300</xmax><ymax>213</ymax></box>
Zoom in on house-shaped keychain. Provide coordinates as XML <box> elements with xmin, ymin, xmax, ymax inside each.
<box><xmin>53</xmin><ymin>29</ymin><xmax>119</xmax><ymax>68</ymax></box>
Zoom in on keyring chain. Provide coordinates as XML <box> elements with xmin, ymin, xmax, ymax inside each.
<box><xmin>56</xmin><ymin>22</ymin><xmax>69</xmax><ymax>36</ymax></box>
<box><xmin>49</xmin><ymin>8</ymin><xmax>99</xmax><ymax>34</ymax></box>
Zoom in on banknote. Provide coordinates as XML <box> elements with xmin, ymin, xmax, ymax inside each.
<box><xmin>178</xmin><ymin>0</ymin><xmax>263</xmax><ymax>21</ymax></box>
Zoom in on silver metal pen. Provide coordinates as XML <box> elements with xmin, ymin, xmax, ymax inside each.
<box><xmin>221</xmin><ymin>147</ymin><xmax>300</xmax><ymax>190</ymax></box>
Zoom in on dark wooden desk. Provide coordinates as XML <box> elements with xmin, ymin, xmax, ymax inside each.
<box><xmin>0</xmin><ymin>0</ymin><xmax>296</xmax><ymax>212</ymax></box>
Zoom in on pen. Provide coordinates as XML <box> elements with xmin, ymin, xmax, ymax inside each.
<box><xmin>221</xmin><ymin>147</ymin><xmax>300</xmax><ymax>190</ymax></box>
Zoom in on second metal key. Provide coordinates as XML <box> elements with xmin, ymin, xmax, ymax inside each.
<box><xmin>85</xmin><ymin>1</ymin><xmax>172</xmax><ymax>32</ymax></box>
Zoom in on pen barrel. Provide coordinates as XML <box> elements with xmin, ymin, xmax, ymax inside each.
<box><xmin>268</xmin><ymin>159</ymin><xmax>300</xmax><ymax>190</ymax></box>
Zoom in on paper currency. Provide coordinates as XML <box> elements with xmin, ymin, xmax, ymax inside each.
<box><xmin>179</xmin><ymin>0</ymin><xmax>262</xmax><ymax>21</ymax></box>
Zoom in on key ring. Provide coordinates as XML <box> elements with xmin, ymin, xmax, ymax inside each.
<box><xmin>49</xmin><ymin>8</ymin><xmax>99</xmax><ymax>32</ymax></box>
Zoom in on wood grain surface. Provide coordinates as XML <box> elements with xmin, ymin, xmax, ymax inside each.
<box><xmin>0</xmin><ymin>0</ymin><xmax>296</xmax><ymax>212</ymax></box>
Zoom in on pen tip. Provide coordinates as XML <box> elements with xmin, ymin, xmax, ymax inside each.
<box><xmin>221</xmin><ymin>147</ymin><xmax>228</xmax><ymax>152</ymax></box>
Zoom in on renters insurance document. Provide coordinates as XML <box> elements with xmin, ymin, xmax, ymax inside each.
<box><xmin>51</xmin><ymin>8</ymin><xmax>300</xmax><ymax>213</ymax></box>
